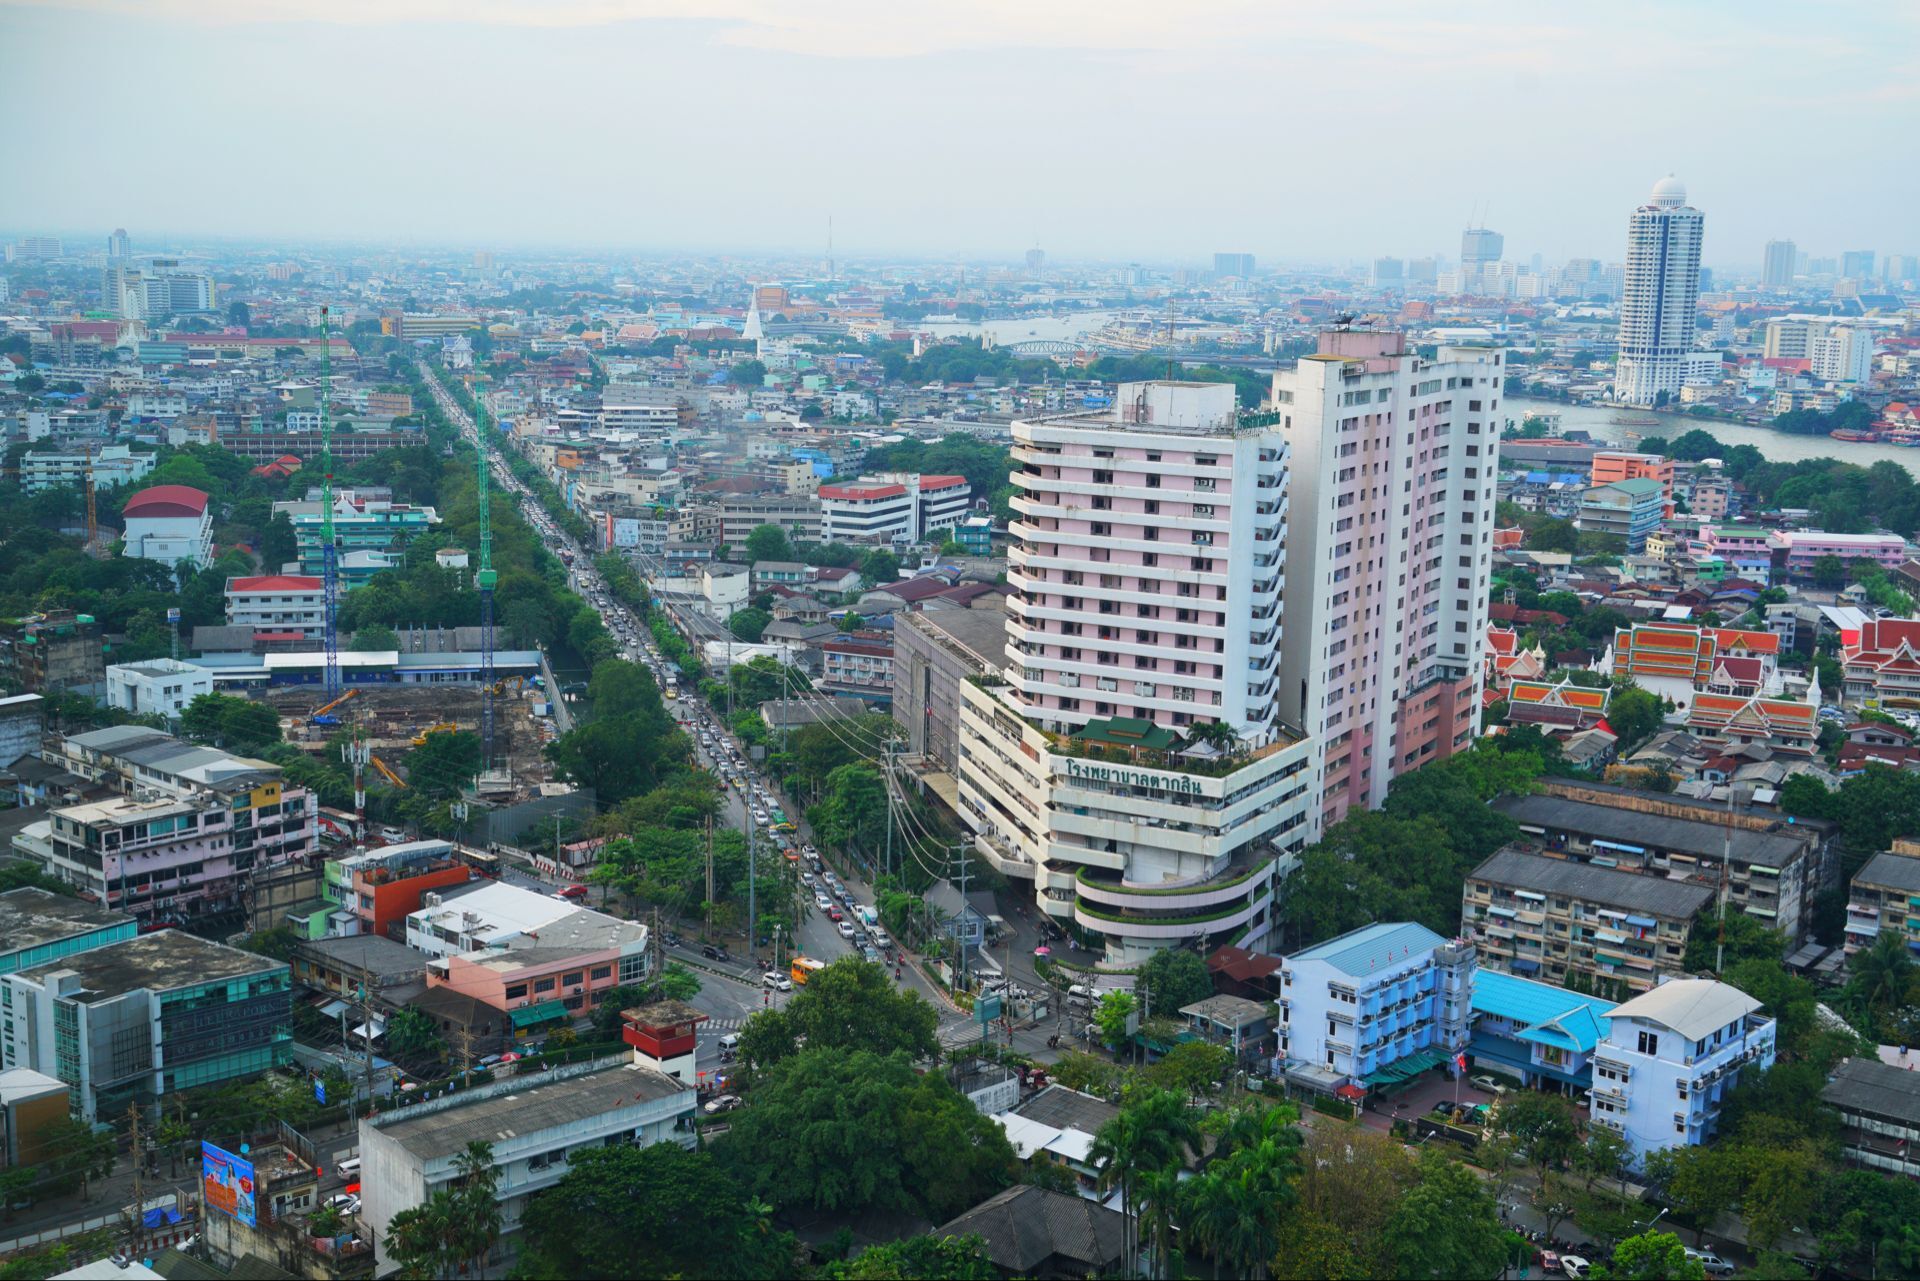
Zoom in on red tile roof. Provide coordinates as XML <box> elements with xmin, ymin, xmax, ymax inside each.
<box><xmin>229</xmin><ymin>575</ymin><xmax>323</xmax><ymax>593</ymax></box>
<box><xmin>122</xmin><ymin>484</ymin><xmax>209</xmax><ymax>518</ymax></box>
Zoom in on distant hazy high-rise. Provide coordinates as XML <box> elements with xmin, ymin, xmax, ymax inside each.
<box><xmin>1885</xmin><ymin>254</ymin><xmax>1918</xmax><ymax>284</ymax></box>
<box><xmin>1762</xmin><ymin>239</ymin><xmax>1796</xmax><ymax>289</ymax></box>
<box><xmin>1407</xmin><ymin>257</ymin><xmax>1437</xmax><ymax>284</ymax></box>
<box><xmin>473</xmin><ymin>250</ymin><xmax>495</xmax><ymax>270</ymax></box>
<box><xmin>1025</xmin><ymin>247</ymin><xmax>1046</xmax><ymax>278</ymax></box>
<box><xmin>1371</xmin><ymin>257</ymin><xmax>1405</xmax><ymax>286</ymax></box>
<box><xmin>107</xmin><ymin>228</ymin><xmax>130</xmax><ymax>260</ymax></box>
<box><xmin>1614</xmin><ymin>175</ymin><xmax>1704</xmax><ymax>406</ymax></box>
<box><xmin>1213</xmin><ymin>252</ymin><xmax>1256</xmax><ymax>278</ymax></box>
<box><xmin>1841</xmin><ymin>250</ymin><xmax>1876</xmax><ymax>280</ymax></box>
<box><xmin>1460</xmin><ymin>227</ymin><xmax>1504</xmax><ymax>267</ymax></box>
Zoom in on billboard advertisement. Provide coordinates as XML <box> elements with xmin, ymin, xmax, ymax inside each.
<box><xmin>201</xmin><ymin>1141</ymin><xmax>257</xmax><ymax>1227</ymax></box>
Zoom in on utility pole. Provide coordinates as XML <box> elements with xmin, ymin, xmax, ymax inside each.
<box><xmin>1716</xmin><ymin>782</ymin><xmax>1737</xmax><ymax>974</ymax></box>
<box><xmin>704</xmin><ymin>815</ymin><xmax>715</xmax><ymax>937</ymax></box>
<box><xmin>882</xmin><ymin>746</ymin><xmax>897</xmax><ymax>881</ymax></box>
<box><xmin>955</xmin><ymin>840</ymin><xmax>971</xmax><ymax>991</ymax></box>
<box><xmin>748</xmin><ymin>806</ymin><xmax>757</xmax><ymax>962</ymax></box>
<box><xmin>126</xmin><ymin>1103</ymin><xmax>145</xmax><ymax>1255</ymax></box>
<box><xmin>356</xmin><ymin>964</ymin><xmax>377</xmax><ymax>1105</ymax></box>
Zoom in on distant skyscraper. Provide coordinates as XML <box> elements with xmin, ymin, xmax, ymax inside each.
<box><xmin>1460</xmin><ymin>227</ymin><xmax>1504</xmax><ymax>267</ymax></box>
<box><xmin>1841</xmin><ymin>250</ymin><xmax>1876</xmax><ymax>280</ymax></box>
<box><xmin>1371</xmin><ymin>257</ymin><xmax>1405</xmax><ymax>287</ymax></box>
<box><xmin>1762</xmin><ymin>239</ymin><xmax>1796</xmax><ymax>289</ymax></box>
<box><xmin>1613</xmin><ymin>175</ymin><xmax>1704</xmax><ymax>406</ymax></box>
<box><xmin>473</xmin><ymin>250</ymin><xmax>495</xmax><ymax>270</ymax></box>
<box><xmin>1025</xmin><ymin>247</ymin><xmax>1046</xmax><ymax>278</ymax></box>
<box><xmin>107</xmin><ymin>228</ymin><xmax>129</xmax><ymax>260</ymax></box>
<box><xmin>1213</xmin><ymin>252</ymin><xmax>1256</xmax><ymax>278</ymax></box>
<box><xmin>1885</xmin><ymin>254</ymin><xmax>1918</xmax><ymax>284</ymax></box>
<box><xmin>1407</xmin><ymin>257</ymin><xmax>1437</xmax><ymax>284</ymax></box>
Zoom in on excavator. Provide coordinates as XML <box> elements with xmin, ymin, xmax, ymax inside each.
<box><xmin>410</xmin><ymin>722</ymin><xmax>458</xmax><ymax>747</ymax></box>
<box><xmin>370</xmin><ymin>754</ymin><xmax>407</xmax><ymax>788</ymax></box>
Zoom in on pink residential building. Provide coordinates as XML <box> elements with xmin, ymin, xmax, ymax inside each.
<box><xmin>1273</xmin><ymin>328</ymin><xmax>1503</xmax><ymax>831</ymax></box>
<box><xmin>1004</xmin><ymin>379</ymin><xmax>1288</xmax><ymax>739</ymax></box>
<box><xmin>1767</xmin><ymin>530</ymin><xmax>1907</xmax><ymax>579</ymax></box>
<box><xmin>405</xmin><ymin>881</ymin><xmax>651</xmax><ymax>1041</ymax></box>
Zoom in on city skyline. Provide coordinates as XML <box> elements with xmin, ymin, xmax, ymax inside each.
<box><xmin>4</xmin><ymin>0</ymin><xmax>1915</xmax><ymax>260</ymax></box>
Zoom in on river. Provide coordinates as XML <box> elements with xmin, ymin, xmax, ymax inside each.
<box><xmin>1508</xmin><ymin>396</ymin><xmax>1917</xmax><ymax>479</ymax></box>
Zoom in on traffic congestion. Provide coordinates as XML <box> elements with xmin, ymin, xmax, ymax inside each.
<box><xmin>419</xmin><ymin>365</ymin><xmax>920</xmax><ymax>1016</ymax></box>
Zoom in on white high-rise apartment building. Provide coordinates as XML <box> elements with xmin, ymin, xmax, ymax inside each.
<box><xmin>1274</xmin><ymin>329</ymin><xmax>1501</xmax><ymax>833</ymax></box>
<box><xmin>1761</xmin><ymin>239</ymin><xmax>1796</xmax><ymax>290</ymax></box>
<box><xmin>955</xmin><ymin>382</ymin><xmax>1315</xmax><ymax>962</ymax></box>
<box><xmin>1613</xmin><ymin>176</ymin><xmax>1705</xmax><ymax>406</ymax></box>
<box><xmin>1810</xmin><ymin>323</ymin><xmax>1877</xmax><ymax>384</ymax></box>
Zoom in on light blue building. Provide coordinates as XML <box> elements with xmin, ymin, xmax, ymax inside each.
<box><xmin>1467</xmin><ymin>969</ymin><xmax>1616</xmax><ymax>1093</ymax></box>
<box><xmin>954</xmin><ymin>516</ymin><xmax>994</xmax><ymax>556</ymax></box>
<box><xmin>1591</xmin><ymin>978</ymin><xmax>1775</xmax><ymax>1165</ymax></box>
<box><xmin>1278</xmin><ymin>922</ymin><xmax>1476</xmax><ymax>1091</ymax></box>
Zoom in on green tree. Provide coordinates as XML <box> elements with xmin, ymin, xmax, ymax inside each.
<box><xmin>1380</xmin><ymin>1151</ymin><xmax>1507</xmax><ymax>1281</ymax></box>
<box><xmin>351</xmin><ymin>623</ymin><xmax>399</xmax><ymax>651</ymax></box>
<box><xmin>406</xmin><ymin>728</ymin><xmax>482</xmax><ymax>798</ymax></box>
<box><xmin>1643</xmin><ymin>1145</ymin><xmax>1740</xmax><ymax>1246</ymax></box>
<box><xmin>1093</xmin><ymin>990</ymin><xmax>1136</xmax><ymax>1046</ymax></box>
<box><xmin>824</xmin><ymin>1235</ymin><xmax>994</xmax><ymax>1280</ymax></box>
<box><xmin>1089</xmin><ymin>1089</ymin><xmax>1202</xmax><ymax>1280</ymax></box>
<box><xmin>179</xmin><ymin>692</ymin><xmax>282</xmax><ymax>755</ymax></box>
<box><xmin>1592</xmin><ymin>1230</ymin><xmax>1707</xmax><ymax>1280</ymax></box>
<box><xmin>1144</xmin><ymin>1039</ymin><xmax>1234</xmax><ymax>1102</ymax></box>
<box><xmin>729</xmin><ymin>359</ymin><xmax>767</xmax><ymax>387</ymax></box>
<box><xmin>1138</xmin><ymin>947</ymin><xmax>1212</xmax><ymax>1015</ymax></box>
<box><xmin>519</xmin><ymin>1143</ymin><xmax>793</xmax><ymax>1280</ymax></box>
<box><xmin>858</xmin><ymin>547</ymin><xmax>900</xmax><ymax>587</ymax></box>
<box><xmin>744</xmin><ymin>524</ymin><xmax>792</xmax><ymax>563</ymax></box>
<box><xmin>1606</xmin><ymin>686</ymin><xmax>1664</xmax><ymax>746</ymax></box>
<box><xmin>1810</xmin><ymin>554</ymin><xmax>1847</xmax><ymax>589</ymax></box>
<box><xmin>716</xmin><ymin>1049</ymin><xmax>1016</xmax><ymax>1222</ymax></box>
<box><xmin>386</xmin><ymin>1006</ymin><xmax>445</xmax><ymax>1067</ymax></box>
<box><xmin>728</xmin><ymin>607</ymin><xmax>771</xmax><ymax>643</ymax></box>
<box><xmin>734</xmin><ymin>957</ymin><xmax>938</xmax><ymax>1074</ymax></box>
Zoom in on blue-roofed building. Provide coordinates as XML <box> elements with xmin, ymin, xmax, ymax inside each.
<box><xmin>1278</xmin><ymin>922</ymin><xmax>1477</xmax><ymax>1092</ymax></box>
<box><xmin>1467</xmin><ymin>969</ymin><xmax>1616</xmax><ymax>1094</ymax></box>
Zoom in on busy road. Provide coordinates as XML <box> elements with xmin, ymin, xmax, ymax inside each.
<box><xmin>418</xmin><ymin>363</ymin><xmax>971</xmax><ymax>1051</ymax></box>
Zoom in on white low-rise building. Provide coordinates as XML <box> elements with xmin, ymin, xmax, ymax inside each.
<box><xmin>105</xmin><ymin>659</ymin><xmax>212</xmax><ymax>719</ymax></box>
<box><xmin>819</xmin><ymin>473</ymin><xmax>971</xmax><ymax>543</ymax></box>
<box><xmin>1589</xmin><ymin>977</ymin><xmax>1775</xmax><ymax>1165</ymax></box>
<box><xmin>119</xmin><ymin>485</ymin><xmax>213</xmax><ymax>570</ymax></box>
<box><xmin>225</xmin><ymin>574</ymin><xmax>327</xmax><ymax>641</ymax></box>
<box><xmin>360</xmin><ymin>1056</ymin><xmax>695</xmax><ymax>1278</ymax></box>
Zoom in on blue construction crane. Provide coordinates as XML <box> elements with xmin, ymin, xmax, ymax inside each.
<box><xmin>319</xmin><ymin>305</ymin><xmax>341</xmax><ymax>705</ymax></box>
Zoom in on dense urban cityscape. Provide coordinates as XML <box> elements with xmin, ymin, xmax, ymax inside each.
<box><xmin>3</xmin><ymin>6</ymin><xmax>1919</xmax><ymax>1281</ymax></box>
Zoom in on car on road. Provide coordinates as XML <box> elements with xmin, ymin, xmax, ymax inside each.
<box><xmin>700</xmin><ymin>944</ymin><xmax>730</xmax><ymax>962</ymax></box>
<box><xmin>827</xmin><ymin>906</ymin><xmax>844</xmax><ymax>922</ymax></box>
<box><xmin>837</xmin><ymin>921</ymin><xmax>855</xmax><ymax>939</ymax></box>
<box><xmin>1469</xmin><ymin>1073</ymin><xmax>1509</xmax><ymax>1095</ymax></box>
<box><xmin>799</xmin><ymin>871</ymin><xmax>815</xmax><ymax>885</ymax></box>
<box><xmin>869</xmin><ymin>928</ymin><xmax>890</xmax><ymax>948</ymax></box>
<box><xmin>702</xmin><ymin>1093</ymin><xmax>742</xmax><ymax>1115</ymax></box>
<box><xmin>814</xmin><ymin>893</ymin><xmax>832</xmax><ymax>910</ymax></box>
<box><xmin>761</xmin><ymin>971</ymin><xmax>792</xmax><ymax>991</ymax></box>
<box><xmin>553</xmin><ymin>884</ymin><xmax>589</xmax><ymax>901</ymax></box>
<box><xmin>1560</xmin><ymin>1257</ymin><xmax>1591</xmax><ymax>1280</ymax></box>
<box><xmin>1682</xmin><ymin>1250</ymin><xmax>1734</xmax><ymax>1278</ymax></box>
<box><xmin>325</xmin><ymin>1193</ymin><xmax>361</xmax><ymax>1216</ymax></box>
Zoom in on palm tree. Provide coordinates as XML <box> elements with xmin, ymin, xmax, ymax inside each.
<box><xmin>1089</xmin><ymin>1089</ymin><xmax>1202</xmax><ymax>1280</ymax></box>
<box><xmin>1850</xmin><ymin>931</ymin><xmax>1915</xmax><ymax>1015</ymax></box>
<box><xmin>1136</xmin><ymin>1166</ymin><xmax>1184</xmax><ymax>1280</ymax></box>
<box><xmin>1181</xmin><ymin>1129</ymin><xmax>1302</xmax><ymax>1280</ymax></box>
<box><xmin>308</xmin><ymin>1203</ymin><xmax>346</xmax><ymax>1239</ymax></box>
<box><xmin>452</xmin><ymin>1139</ymin><xmax>498</xmax><ymax>1193</ymax></box>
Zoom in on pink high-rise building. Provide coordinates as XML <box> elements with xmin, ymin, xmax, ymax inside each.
<box><xmin>1274</xmin><ymin>329</ymin><xmax>1503</xmax><ymax>832</ymax></box>
<box><xmin>1005</xmin><ymin>380</ymin><xmax>1289</xmax><ymax>740</ymax></box>
<box><xmin>956</xmin><ymin>383</ymin><xmax>1315</xmax><ymax>962</ymax></box>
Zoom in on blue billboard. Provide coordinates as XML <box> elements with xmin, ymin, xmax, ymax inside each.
<box><xmin>201</xmin><ymin>1141</ymin><xmax>257</xmax><ymax>1227</ymax></box>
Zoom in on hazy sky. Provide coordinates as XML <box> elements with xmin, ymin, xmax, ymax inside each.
<box><xmin>3</xmin><ymin>1</ymin><xmax>1915</xmax><ymax>267</ymax></box>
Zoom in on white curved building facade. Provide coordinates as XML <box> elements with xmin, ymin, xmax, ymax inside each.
<box><xmin>1614</xmin><ymin>176</ymin><xmax>1706</xmax><ymax>407</ymax></box>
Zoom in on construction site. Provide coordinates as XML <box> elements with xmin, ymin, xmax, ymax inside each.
<box><xmin>264</xmin><ymin>678</ymin><xmax>560</xmax><ymax>798</ymax></box>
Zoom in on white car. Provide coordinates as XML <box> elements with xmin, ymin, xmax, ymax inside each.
<box><xmin>837</xmin><ymin>921</ymin><xmax>856</xmax><ymax>939</ymax></box>
<box><xmin>1682</xmin><ymin>1250</ymin><xmax>1734</xmax><ymax>1278</ymax></box>
<box><xmin>815</xmin><ymin>893</ymin><xmax>832</xmax><ymax>910</ymax></box>
<box><xmin>761</xmin><ymin>971</ymin><xmax>792</xmax><ymax>991</ymax></box>
<box><xmin>325</xmin><ymin>1193</ymin><xmax>360</xmax><ymax>1216</ymax></box>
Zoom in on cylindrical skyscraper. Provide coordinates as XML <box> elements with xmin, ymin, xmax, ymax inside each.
<box><xmin>1613</xmin><ymin>175</ymin><xmax>1704</xmax><ymax>406</ymax></box>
